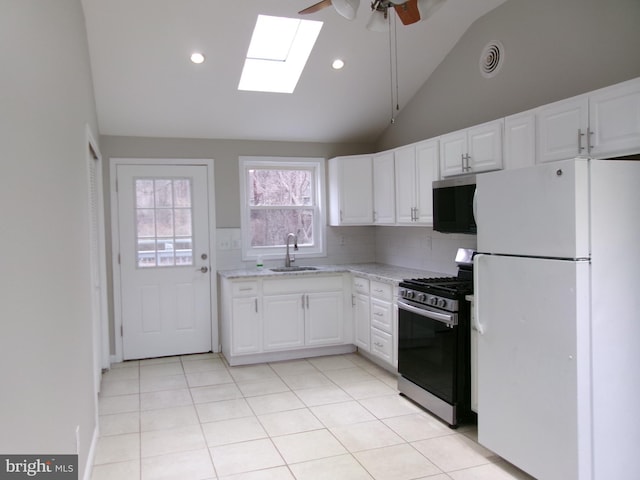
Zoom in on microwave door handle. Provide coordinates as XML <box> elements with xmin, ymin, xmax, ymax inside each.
<box><xmin>472</xmin><ymin>187</ymin><xmax>478</xmax><ymax>227</ymax></box>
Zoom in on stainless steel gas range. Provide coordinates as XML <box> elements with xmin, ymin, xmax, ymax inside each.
<box><xmin>397</xmin><ymin>248</ymin><xmax>474</xmax><ymax>428</ymax></box>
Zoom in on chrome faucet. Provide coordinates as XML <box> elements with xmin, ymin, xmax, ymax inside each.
<box><xmin>285</xmin><ymin>233</ymin><xmax>298</xmax><ymax>267</ymax></box>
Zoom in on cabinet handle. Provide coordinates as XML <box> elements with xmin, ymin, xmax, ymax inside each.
<box><xmin>302</xmin><ymin>294</ymin><xmax>305</xmax><ymax>309</ymax></box>
<box><xmin>587</xmin><ymin>129</ymin><xmax>594</xmax><ymax>152</ymax></box>
<box><xmin>255</xmin><ymin>298</ymin><xmax>258</xmax><ymax>313</ymax></box>
<box><xmin>578</xmin><ymin>129</ymin><xmax>585</xmax><ymax>152</ymax></box>
<box><xmin>351</xmin><ymin>294</ymin><xmax>356</xmax><ymax>306</ymax></box>
<box><xmin>374</xmin><ymin>312</ymin><xmax>383</xmax><ymax>317</ymax></box>
<box><xmin>239</xmin><ymin>287</ymin><xmax>253</xmax><ymax>291</ymax></box>
<box><xmin>373</xmin><ymin>210</ymin><xmax>377</xmax><ymax>222</ymax></box>
<box><xmin>374</xmin><ymin>342</ymin><xmax>384</xmax><ymax>348</ymax></box>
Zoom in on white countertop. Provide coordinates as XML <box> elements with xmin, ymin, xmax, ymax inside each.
<box><xmin>218</xmin><ymin>263</ymin><xmax>446</xmax><ymax>284</ymax></box>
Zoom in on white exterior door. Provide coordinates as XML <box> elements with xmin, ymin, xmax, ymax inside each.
<box><xmin>116</xmin><ymin>164</ymin><xmax>213</xmax><ymax>360</ymax></box>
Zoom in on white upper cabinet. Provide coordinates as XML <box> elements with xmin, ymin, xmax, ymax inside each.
<box><xmin>589</xmin><ymin>77</ymin><xmax>640</xmax><ymax>158</ymax></box>
<box><xmin>372</xmin><ymin>150</ymin><xmax>396</xmax><ymax>224</ymax></box>
<box><xmin>440</xmin><ymin>119</ymin><xmax>503</xmax><ymax>177</ymax></box>
<box><xmin>536</xmin><ymin>76</ymin><xmax>640</xmax><ymax>163</ymax></box>
<box><xmin>536</xmin><ymin>95</ymin><xmax>589</xmax><ymax>163</ymax></box>
<box><xmin>395</xmin><ymin>139</ymin><xmax>439</xmax><ymax>225</ymax></box>
<box><xmin>328</xmin><ymin>155</ymin><xmax>373</xmax><ymax>225</ymax></box>
<box><xmin>504</xmin><ymin>110</ymin><xmax>536</xmax><ymax>170</ymax></box>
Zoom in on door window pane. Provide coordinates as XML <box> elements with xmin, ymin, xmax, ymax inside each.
<box><xmin>135</xmin><ymin>178</ymin><xmax>193</xmax><ymax>267</ymax></box>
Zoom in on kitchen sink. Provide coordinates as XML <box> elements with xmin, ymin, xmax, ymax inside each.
<box><xmin>270</xmin><ymin>266</ymin><xmax>318</xmax><ymax>272</ymax></box>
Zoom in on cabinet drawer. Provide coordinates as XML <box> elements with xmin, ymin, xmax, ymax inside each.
<box><xmin>371</xmin><ymin>299</ymin><xmax>392</xmax><ymax>333</ymax></box>
<box><xmin>264</xmin><ymin>275</ymin><xmax>342</xmax><ymax>295</ymax></box>
<box><xmin>352</xmin><ymin>276</ymin><xmax>370</xmax><ymax>294</ymax></box>
<box><xmin>371</xmin><ymin>328</ymin><xmax>393</xmax><ymax>364</ymax></box>
<box><xmin>232</xmin><ymin>281</ymin><xmax>259</xmax><ymax>297</ymax></box>
<box><xmin>370</xmin><ymin>280</ymin><xmax>392</xmax><ymax>301</ymax></box>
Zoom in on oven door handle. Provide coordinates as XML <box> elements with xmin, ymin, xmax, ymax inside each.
<box><xmin>397</xmin><ymin>299</ymin><xmax>457</xmax><ymax>327</ymax></box>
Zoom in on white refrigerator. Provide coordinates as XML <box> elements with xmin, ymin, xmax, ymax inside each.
<box><xmin>474</xmin><ymin>158</ymin><xmax>640</xmax><ymax>480</ymax></box>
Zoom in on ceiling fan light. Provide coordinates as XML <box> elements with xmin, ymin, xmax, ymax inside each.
<box><xmin>417</xmin><ymin>0</ymin><xmax>446</xmax><ymax>20</ymax></box>
<box><xmin>332</xmin><ymin>0</ymin><xmax>359</xmax><ymax>20</ymax></box>
<box><xmin>366</xmin><ymin>11</ymin><xmax>389</xmax><ymax>32</ymax></box>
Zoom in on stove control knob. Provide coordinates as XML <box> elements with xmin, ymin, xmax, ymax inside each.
<box><xmin>405</xmin><ymin>290</ymin><xmax>414</xmax><ymax>299</ymax></box>
<box><xmin>417</xmin><ymin>293</ymin><xmax>427</xmax><ymax>303</ymax></box>
<box><xmin>437</xmin><ymin>298</ymin><xmax>447</xmax><ymax>308</ymax></box>
<box><xmin>429</xmin><ymin>297</ymin><xmax>438</xmax><ymax>306</ymax></box>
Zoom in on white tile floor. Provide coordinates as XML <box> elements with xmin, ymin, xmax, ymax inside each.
<box><xmin>92</xmin><ymin>352</ymin><xmax>535</xmax><ymax>480</ymax></box>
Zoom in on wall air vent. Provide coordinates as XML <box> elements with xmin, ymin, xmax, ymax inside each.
<box><xmin>479</xmin><ymin>40</ymin><xmax>504</xmax><ymax>78</ymax></box>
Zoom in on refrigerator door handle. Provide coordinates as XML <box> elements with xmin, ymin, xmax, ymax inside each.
<box><xmin>473</xmin><ymin>254</ymin><xmax>485</xmax><ymax>334</ymax></box>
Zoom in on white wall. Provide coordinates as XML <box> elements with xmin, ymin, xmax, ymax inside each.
<box><xmin>377</xmin><ymin>0</ymin><xmax>640</xmax><ymax>150</ymax></box>
<box><xmin>0</xmin><ymin>1</ymin><xmax>100</xmax><ymax>478</ymax></box>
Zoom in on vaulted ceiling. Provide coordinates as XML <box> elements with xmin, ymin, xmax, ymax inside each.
<box><xmin>82</xmin><ymin>0</ymin><xmax>507</xmax><ymax>143</ymax></box>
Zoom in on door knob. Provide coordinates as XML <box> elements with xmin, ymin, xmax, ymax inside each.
<box><xmin>197</xmin><ymin>266</ymin><xmax>209</xmax><ymax>273</ymax></box>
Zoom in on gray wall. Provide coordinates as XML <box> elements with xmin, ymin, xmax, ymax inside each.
<box><xmin>0</xmin><ymin>1</ymin><xmax>100</xmax><ymax>478</ymax></box>
<box><xmin>99</xmin><ymin>136</ymin><xmax>376</xmax><ymax>353</ymax></box>
<box><xmin>99</xmin><ymin>136</ymin><xmax>374</xmax><ymax>228</ymax></box>
<box><xmin>377</xmin><ymin>0</ymin><xmax>640</xmax><ymax>150</ymax></box>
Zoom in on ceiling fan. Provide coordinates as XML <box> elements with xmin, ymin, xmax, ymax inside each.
<box><xmin>299</xmin><ymin>0</ymin><xmax>446</xmax><ymax>30</ymax></box>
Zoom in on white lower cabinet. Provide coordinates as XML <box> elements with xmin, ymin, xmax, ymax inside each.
<box><xmin>352</xmin><ymin>276</ymin><xmax>397</xmax><ymax>368</ymax></box>
<box><xmin>305</xmin><ymin>291</ymin><xmax>344</xmax><ymax>346</ymax></box>
<box><xmin>352</xmin><ymin>277</ymin><xmax>371</xmax><ymax>351</ymax></box>
<box><xmin>231</xmin><ymin>296</ymin><xmax>261</xmax><ymax>355</ymax></box>
<box><xmin>262</xmin><ymin>294</ymin><xmax>305</xmax><ymax>351</ymax></box>
<box><xmin>220</xmin><ymin>274</ymin><xmax>351</xmax><ymax>365</ymax></box>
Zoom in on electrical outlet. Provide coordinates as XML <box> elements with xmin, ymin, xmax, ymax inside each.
<box><xmin>217</xmin><ymin>238</ymin><xmax>231</xmax><ymax>250</ymax></box>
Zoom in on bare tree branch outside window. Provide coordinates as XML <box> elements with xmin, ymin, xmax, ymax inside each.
<box><xmin>248</xmin><ymin>168</ymin><xmax>314</xmax><ymax>247</ymax></box>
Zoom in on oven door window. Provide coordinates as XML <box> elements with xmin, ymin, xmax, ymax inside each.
<box><xmin>398</xmin><ymin>306</ymin><xmax>459</xmax><ymax>404</ymax></box>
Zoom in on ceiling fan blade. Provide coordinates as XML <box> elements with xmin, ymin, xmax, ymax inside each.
<box><xmin>394</xmin><ymin>0</ymin><xmax>421</xmax><ymax>25</ymax></box>
<box><xmin>299</xmin><ymin>0</ymin><xmax>333</xmax><ymax>15</ymax></box>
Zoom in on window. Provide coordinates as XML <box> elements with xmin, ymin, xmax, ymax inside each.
<box><xmin>135</xmin><ymin>177</ymin><xmax>193</xmax><ymax>268</ymax></box>
<box><xmin>239</xmin><ymin>157</ymin><xmax>326</xmax><ymax>260</ymax></box>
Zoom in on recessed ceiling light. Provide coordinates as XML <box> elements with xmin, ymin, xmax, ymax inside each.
<box><xmin>332</xmin><ymin>59</ymin><xmax>345</xmax><ymax>70</ymax></box>
<box><xmin>238</xmin><ymin>15</ymin><xmax>323</xmax><ymax>94</ymax></box>
<box><xmin>190</xmin><ymin>52</ymin><xmax>205</xmax><ymax>64</ymax></box>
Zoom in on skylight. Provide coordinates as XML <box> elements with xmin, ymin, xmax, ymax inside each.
<box><xmin>238</xmin><ymin>15</ymin><xmax>323</xmax><ymax>94</ymax></box>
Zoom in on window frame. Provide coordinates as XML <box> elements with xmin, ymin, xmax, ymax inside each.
<box><xmin>239</xmin><ymin>156</ymin><xmax>326</xmax><ymax>261</ymax></box>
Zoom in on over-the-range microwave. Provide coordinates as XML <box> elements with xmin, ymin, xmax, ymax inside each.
<box><xmin>432</xmin><ymin>175</ymin><xmax>477</xmax><ymax>234</ymax></box>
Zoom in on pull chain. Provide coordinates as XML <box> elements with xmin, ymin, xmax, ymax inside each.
<box><xmin>388</xmin><ymin>12</ymin><xmax>400</xmax><ymax>124</ymax></box>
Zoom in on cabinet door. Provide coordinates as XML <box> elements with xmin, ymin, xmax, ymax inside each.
<box><xmin>589</xmin><ymin>77</ymin><xmax>640</xmax><ymax>158</ymax></box>
<box><xmin>329</xmin><ymin>155</ymin><xmax>373</xmax><ymax>225</ymax></box>
<box><xmin>354</xmin><ymin>292</ymin><xmax>370</xmax><ymax>351</ymax></box>
<box><xmin>439</xmin><ymin>130</ymin><xmax>467</xmax><ymax>177</ymax></box>
<box><xmin>262</xmin><ymin>294</ymin><xmax>304</xmax><ymax>351</ymax></box>
<box><xmin>394</xmin><ymin>145</ymin><xmax>417</xmax><ymax>223</ymax></box>
<box><xmin>305</xmin><ymin>291</ymin><xmax>344</xmax><ymax>346</ymax></box>
<box><xmin>468</xmin><ymin>119</ymin><xmax>503</xmax><ymax>173</ymax></box>
<box><xmin>373</xmin><ymin>151</ymin><xmax>396</xmax><ymax>224</ymax></box>
<box><xmin>414</xmin><ymin>139</ymin><xmax>438</xmax><ymax>224</ymax></box>
<box><xmin>504</xmin><ymin>111</ymin><xmax>536</xmax><ymax>170</ymax></box>
<box><xmin>536</xmin><ymin>95</ymin><xmax>589</xmax><ymax>163</ymax></box>
<box><xmin>231</xmin><ymin>297</ymin><xmax>261</xmax><ymax>355</ymax></box>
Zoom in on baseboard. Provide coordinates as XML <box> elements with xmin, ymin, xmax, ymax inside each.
<box><xmin>82</xmin><ymin>422</ymin><xmax>99</xmax><ymax>480</ymax></box>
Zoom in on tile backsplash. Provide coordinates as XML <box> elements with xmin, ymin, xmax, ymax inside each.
<box><xmin>375</xmin><ymin>226</ymin><xmax>477</xmax><ymax>275</ymax></box>
<box><xmin>215</xmin><ymin>225</ymin><xmax>475</xmax><ymax>274</ymax></box>
<box><xmin>215</xmin><ymin>226</ymin><xmax>376</xmax><ymax>271</ymax></box>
